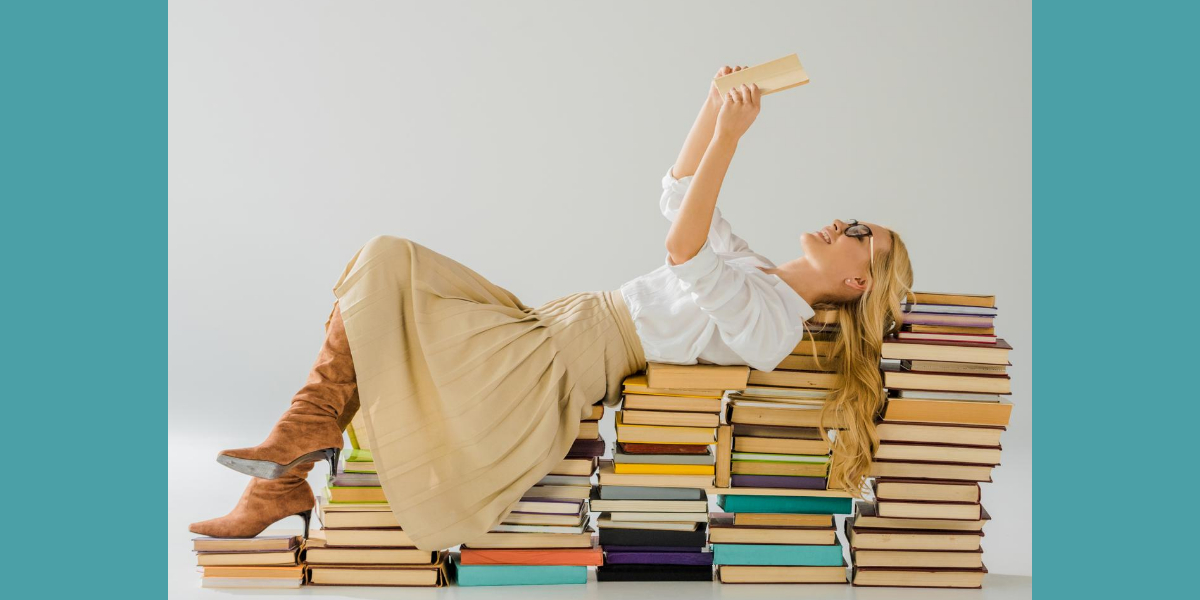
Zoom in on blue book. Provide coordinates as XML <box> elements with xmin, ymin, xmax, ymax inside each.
<box><xmin>452</xmin><ymin>555</ymin><xmax>587</xmax><ymax>586</ymax></box>
<box><xmin>717</xmin><ymin>494</ymin><xmax>852</xmax><ymax>514</ymax></box>
<box><xmin>712</xmin><ymin>542</ymin><xmax>845</xmax><ymax>566</ymax></box>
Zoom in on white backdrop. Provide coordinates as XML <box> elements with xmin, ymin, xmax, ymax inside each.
<box><xmin>168</xmin><ymin>0</ymin><xmax>1032</xmax><ymax>589</ymax></box>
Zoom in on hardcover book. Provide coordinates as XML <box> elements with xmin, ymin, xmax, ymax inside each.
<box><xmin>712</xmin><ymin>541</ymin><xmax>845</xmax><ymax>566</ymax></box>
<box><xmin>646</xmin><ymin>362</ymin><xmax>749</xmax><ymax>390</ymax></box>
<box><xmin>596</xmin><ymin>563</ymin><xmax>714</xmax><ymax>581</ymax></box>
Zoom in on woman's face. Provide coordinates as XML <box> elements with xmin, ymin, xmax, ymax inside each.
<box><xmin>800</xmin><ymin>219</ymin><xmax>892</xmax><ymax>297</ymax></box>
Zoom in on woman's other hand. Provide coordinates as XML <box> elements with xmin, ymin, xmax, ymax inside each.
<box><xmin>707</xmin><ymin>65</ymin><xmax>747</xmax><ymax>112</ymax></box>
<box><xmin>716</xmin><ymin>83</ymin><xmax>761</xmax><ymax>141</ymax></box>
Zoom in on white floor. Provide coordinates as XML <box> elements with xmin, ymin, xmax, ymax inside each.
<box><xmin>169</xmin><ymin>432</ymin><xmax>1031</xmax><ymax>599</ymax></box>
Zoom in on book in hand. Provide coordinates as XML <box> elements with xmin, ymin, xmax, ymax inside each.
<box><xmin>712</xmin><ymin>52</ymin><xmax>810</xmax><ymax>96</ymax></box>
<box><xmin>645</xmin><ymin>361</ymin><xmax>749</xmax><ymax>390</ymax></box>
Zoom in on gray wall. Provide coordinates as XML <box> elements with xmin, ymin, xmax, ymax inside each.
<box><xmin>169</xmin><ymin>0</ymin><xmax>1031</xmax><ymax>577</ymax></box>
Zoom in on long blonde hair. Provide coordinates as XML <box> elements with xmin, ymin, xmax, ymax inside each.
<box><xmin>814</xmin><ymin>231</ymin><xmax>913</xmax><ymax>495</ymax></box>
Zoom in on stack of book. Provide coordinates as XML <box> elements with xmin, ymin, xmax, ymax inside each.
<box><xmin>193</xmin><ymin>533</ymin><xmax>306</xmax><ymax>589</ymax></box>
<box><xmin>848</xmin><ymin>291</ymin><xmax>1013</xmax><ymax>589</ymax></box>
<box><xmin>710</xmin><ymin>492</ymin><xmax>851</xmax><ymax>584</ymax></box>
<box><xmin>454</xmin><ymin>403</ymin><xmax>607</xmax><ymax>586</ymax></box>
<box><xmin>592</xmin><ymin>365</ymin><xmax>740</xmax><ymax>582</ymax></box>
<box><xmin>309</xmin><ymin>446</ymin><xmax>452</xmax><ymax>587</ymax></box>
<box><xmin>723</xmin><ymin>319</ymin><xmax>841</xmax><ymax>492</ymax></box>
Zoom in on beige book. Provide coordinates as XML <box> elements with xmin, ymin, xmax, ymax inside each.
<box><xmin>596</xmin><ymin>515</ymin><xmax>701</xmax><ymax>531</ymax></box>
<box><xmin>776</xmin><ymin>354</ymin><xmax>835</xmax><ymax>371</ymax></box>
<box><xmin>847</xmin><ymin>527</ymin><xmax>983</xmax><ymax>551</ymax></box>
<box><xmin>463</xmin><ymin>529</ymin><xmax>595</xmax><ymax>549</ymax></box>
<box><xmin>502</xmin><ymin>511</ymin><xmax>586</xmax><ymax>527</ymax></box>
<box><xmin>719</xmin><ymin>564</ymin><xmax>847</xmax><ymax>584</ymax></box>
<box><xmin>521</xmin><ymin>485</ymin><xmax>592</xmax><ymax>500</ymax></box>
<box><xmin>576</xmin><ymin>420</ymin><xmax>599</xmax><ymax>439</ymax></box>
<box><xmin>622</xmin><ymin>373</ymin><xmax>724</xmax><ymax>398</ymax></box>
<box><xmin>646</xmin><ymin>362</ymin><xmax>749</xmax><ymax>390</ymax></box>
<box><xmin>622</xmin><ymin>392</ymin><xmax>723</xmax><ymax>413</ymax></box>
<box><xmin>791</xmin><ymin>338</ymin><xmax>834</xmax><ymax>356</ymax></box>
<box><xmin>196</xmin><ymin>551</ymin><xmax>298</xmax><ymax>567</ymax></box>
<box><xmin>734</xmin><ymin>435</ymin><xmax>831</xmax><ymax>456</ymax></box>
<box><xmin>707</xmin><ymin>487</ymin><xmax>852</xmax><ymax>498</ymax></box>
<box><xmin>200</xmin><ymin>565</ymin><xmax>304</xmax><ymax>579</ymax></box>
<box><xmin>876</xmin><ymin>442</ymin><xmax>1001</xmax><ymax>465</ymax></box>
<box><xmin>614</xmin><ymin>412</ymin><xmax>716</xmax><ymax>444</ymax></box>
<box><xmin>869</xmin><ymin>461</ymin><xmax>994</xmax><ymax>482</ymax></box>
<box><xmin>873</xmin><ymin>480</ymin><xmax>980</xmax><ymax>503</ymax></box>
<box><xmin>308</xmin><ymin>565</ymin><xmax>443</xmax><ymax>587</ymax></box>
<box><xmin>606</xmin><ymin>511</ymin><xmax>709</xmax><ymax>522</ymax></box>
<box><xmin>875</xmin><ymin>500</ymin><xmax>982</xmax><ymax>520</ymax></box>
<box><xmin>715</xmin><ymin>424</ymin><xmax>732</xmax><ymax>488</ymax></box>
<box><xmin>876</xmin><ymin>422</ymin><xmax>1005</xmax><ymax>446</ymax></box>
<box><xmin>712</xmin><ymin>53</ymin><xmax>810</xmax><ymax>96</ymax></box>
<box><xmin>748</xmin><ymin>369</ymin><xmax>837</xmax><ymax>389</ymax></box>
<box><xmin>709</xmin><ymin>525</ymin><xmax>836</xmax><ymax>545</ymax></box>
<box><xmin>587</xmin><ymin>498</ymin><xmax>709</xmax><ymax>513</ymax></box>
<box><xmin>853</xmin><ymin>501</ymin><xmax>988</xmax><ymax>531</ymax></box>
<box><xmin>550</xmin><ymin>457</ymin><xmax>598</xmax><ymax>476</ymax></box>
<box><xmin>306</xmin><ymin>548</ymin><xmax>436</xmax><ymax>565</ymax></box>
<box><xmin>852</xmin><ymin>549</ymin><xmax>984</xmax><ymax>569</ymax></box>
<box><xmin>319</xmin><ymin>509</ymin><xmax>401</xmax><ymax>529</ymax></box>
<box><xmin>320</xmin><ymin>528</ymin><xmax>413</xmax><ymax>548</ymax></box>
<box><xmin>851</xmin><ymin>566</ymin><xmax>987</xmax><ymax>588</ymax></box>
<box><xmin>621</xmin><ymin>408</ymin><xmax>719</xmax><ymax>428</ymax></box>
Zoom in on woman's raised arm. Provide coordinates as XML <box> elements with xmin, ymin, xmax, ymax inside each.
<box><xmin>670</xmin><ymin>66</ymin><xmax>745</xmax><ymax>179</ymax></box>
<box><xmin>666</xmin><ymin>82</ymin><xmax>762</xmax><ymax>266</ymax></box>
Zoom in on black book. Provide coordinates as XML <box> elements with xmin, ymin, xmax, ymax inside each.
<box><xmin>597</xmin><ymin>564</ymin><xmax>713</xmax><ymax>582</ymax></box>
<box><xmin>599</xmin><ymin>525</ymin><xmax>708</xmax><ymax>548</ymax></box>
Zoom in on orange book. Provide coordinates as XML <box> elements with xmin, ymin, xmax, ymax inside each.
<box><xmin>458</xmin><ymin>545</ymin><xmax>604</xmax><ymax>566</ymax></box>
<box><xmin>882</xmin><ymin>397</ymin><xmax>1013</xmax><ymax>426</ymax></box>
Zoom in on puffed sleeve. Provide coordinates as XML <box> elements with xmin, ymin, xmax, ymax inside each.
<box><xmin>660</xmin><ymin>165</ymin><xmax>753</xmax><ymax>254</ymax></box>
<box><xmin>666</xmin><ymin>241</ymin><xmax>813</xmax><ymax>371</ymax></box>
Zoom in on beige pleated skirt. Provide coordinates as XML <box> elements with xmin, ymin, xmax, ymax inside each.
<box><xmin>329</xmin><ymin>235</ymin><xmax>647</xmax><ymax>552</ymax></box>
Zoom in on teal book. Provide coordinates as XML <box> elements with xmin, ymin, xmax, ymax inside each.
<box><xmin>712</xmin><ymin>542</ymin><xmax>845</xmax><ymax>566</ymax></box>
<box><xmin>718</xmin><ymin>494</ymin><xmax>852</xmax><ymax>514</ymax></box>
<box><xmin>453</xmin><ymin>556</ymin><xmax>587</xmax><ymax>586</ymax></box>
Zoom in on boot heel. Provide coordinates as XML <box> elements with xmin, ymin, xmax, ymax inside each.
<box><xmin>324</xmin><ymin>448</ymin><xmax>342</xmax><ymax>475</ymax></box>
<box><xmin>297</xmin><ymin>509</ymin><xmax>314</xmax><ymax>540</ymax></box>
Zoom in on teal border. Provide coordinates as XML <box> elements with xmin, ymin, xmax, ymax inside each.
<box><xmin>1036</xmin><ymin>1</ymin><xmax>1197</xmax><ymax>596</ymax></box>
<box><xmin>2</xmin><ymin>2</ymin><xmax>163</xmax><ymax>597</ymax></box>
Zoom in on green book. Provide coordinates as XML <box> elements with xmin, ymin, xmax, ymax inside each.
<box><xmin>717</xmin><ymin>494</ymin><xmax>852</xmax><ymax>514</ymax></box>
<box><xmin>347</xmin><ymin>448</ymin><xmax>373</xmax><ymax>462</ymax></box>
<box><xmin>712</xmin><ymin>542</ymin><xmax>845</xmax><ymax>566</ymax></box>
<box><xmin>453</xmin><ymin>556</ymin><xmax>587</xmax><ymax>586</ymax></box>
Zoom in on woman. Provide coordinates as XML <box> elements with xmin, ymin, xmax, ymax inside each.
<box><xmin>189</xmin><ymin>66</ymin><xmax>914</xmax><ymax>552</ymax></box>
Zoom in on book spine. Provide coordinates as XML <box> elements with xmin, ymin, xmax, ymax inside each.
<box><xmin>716</xmin><ymin>424</ymin><xmax>732</xmax><ymax>488</ymax></box>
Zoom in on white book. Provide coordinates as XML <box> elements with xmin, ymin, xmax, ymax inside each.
<box><xmin>489</xmin><ymin>522</ymin><xmax>587</xmax><ymax>534</ymax></box>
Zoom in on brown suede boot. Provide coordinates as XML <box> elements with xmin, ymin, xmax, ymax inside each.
<box><xmin>188</xmin><ymin>462</ymin><xmax>319</xmax><ymax>539</ymax></box>
<box><xmin>217</xmin><ymin>302</ymin><xmax>358</xmax><ymax>479</ymax></box>
<box><xmin>191</xmin><ymin>305</ymin><xmax>363</xmax><ymax>539</ymax></box>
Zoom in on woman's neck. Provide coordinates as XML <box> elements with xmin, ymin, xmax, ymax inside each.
<box><xmin>761</xmin><ymin>257</ymin><xmax>832</xmax><ymax>307</ymax></box>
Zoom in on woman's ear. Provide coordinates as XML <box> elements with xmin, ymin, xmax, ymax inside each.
<box><xmin>843</xmin><ymin>276</ymin><xmax>869</xmax><ymax>293</ymax></box>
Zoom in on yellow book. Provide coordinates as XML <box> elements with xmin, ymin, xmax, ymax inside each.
<box><xmin>613</xmin><ymin>463</ymin><xmax>715</xmax><ymax>475</ymax></box>
<box><xmin>614</xmin><ymin>412</ymin><xmax>715</xmax><ymax>444</ymax></box>
<box><xmin>598</xmin><ymin>460</ymin><xmax>714</xmax><ymax>489</ymax></box>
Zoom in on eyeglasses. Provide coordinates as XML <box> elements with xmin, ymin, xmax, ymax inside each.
<box><xmin>844</xmin><ymin>219</ymin><xmax>876</xmax><ymax>272</ymax></box>
<box><xmin>844</xmin><ymin>219</ymin><xmax>873</xmax><ymax>239</ymax></box>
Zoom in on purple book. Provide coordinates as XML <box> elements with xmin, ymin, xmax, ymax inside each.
<box><xmin>605</xmin><ymin>551</ymin><xmax>713</xmax><ymax>566</ymax></box>
<box><xmin>566</xmin><ymin>437</ymin><xmax>606</xmax><ymax>458</ymax></box>
<box><xmin>731</xmin><ymin>474</ymin><xmax>827</xmax><ymax>490</ymax></box>
<box><xmin>328</xmin><ymin>472</ymin><xmax>379</xmax><ymax>487</ymax></box>
<box><xmin>602</xmin><ymin>545</ymin><xmax>704</xmax><ymax>553</ymax></box>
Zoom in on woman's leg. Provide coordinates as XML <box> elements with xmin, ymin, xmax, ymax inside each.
<box><xmin>189</xmin><ymin>302</ymin><xmax>360</xmax><ymax>538</ymax></box>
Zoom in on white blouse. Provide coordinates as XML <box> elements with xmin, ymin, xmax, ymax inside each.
<box><xmin>618</xmin><ymin>165</ymin><xmax>816</xmax><ymax>372</ymax></box>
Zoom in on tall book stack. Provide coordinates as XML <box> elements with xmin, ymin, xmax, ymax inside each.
<box><xmin>192</xmin><ymin>533</ymin><xmax>306</xmax><ymax>589</ymax></box>
<box><xmin>309</xmin><ymin>443</ymin><xmax>452</xmax><ymax>588</ymax></box>
<box><xmin>454</xmin><ymin>403</ymin><xmax>607</xmax><ymax>586</ymax></box>
<box><xmin>592</xmin><ymin>365</ymin><xmax>740</xmax><ymax>582</ymax></box>
<box><xmin>724</xmin><ymin>309</ymin><xmax>841</xmax><ymax>492</ymax></box>
<box><xmin>847</xmin><ymin>291</ymin><xmax>1013</xmax><ymax>589</ymax></box>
